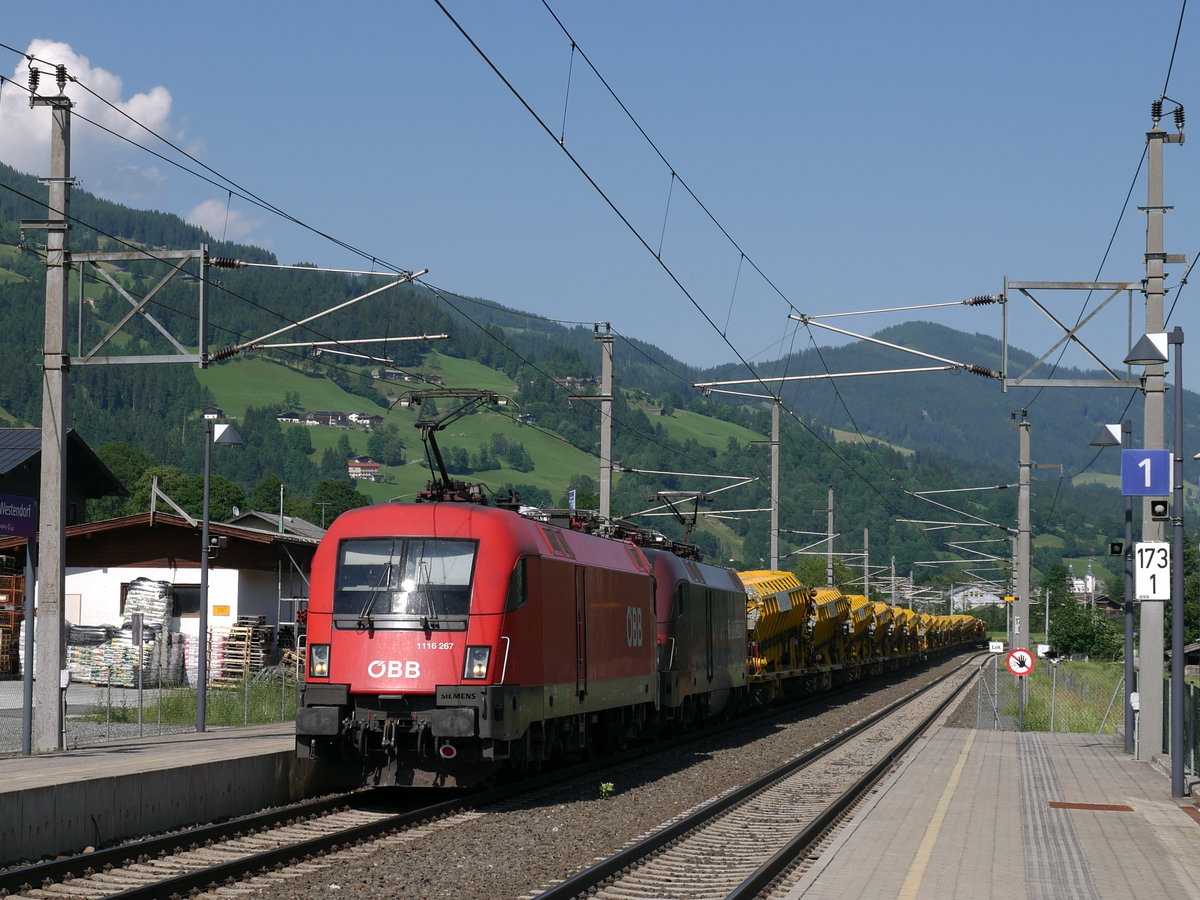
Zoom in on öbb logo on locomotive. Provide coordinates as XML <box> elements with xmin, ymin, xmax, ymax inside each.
<box><xmin>626</xmin><ymin>605</ymin><xmax>645</xmax><ymax>647</ymax></box>
<box><xmin>296</xmin><ymin>498</ymin><xmax>985</xmax><ymax>789</ymax></box>
<box><xmin>366</xmin><ymin>659</ymin><xmax>421</xmax><ymax>679</ymax></box>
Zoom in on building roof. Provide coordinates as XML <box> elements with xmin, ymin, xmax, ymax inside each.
<box><xmin>0</xmin><ymin>427</ymin><xmax>126</xmax><ymax>500</ymax></box>
<box><xmin>225</xmin><ymin>509</ymin><xmax>326</xmax><ymax>540</ymax></box>
<box><xmin>0</xmin><ymin>511</ymin><xmax>319</xmax><ymax>571</ymax></box>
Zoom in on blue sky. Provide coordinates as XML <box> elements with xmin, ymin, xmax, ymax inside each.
<box><xmin>1</xmin><ymin>1</ymin><xmax>1197</xmax><ymax>390</ymax></box>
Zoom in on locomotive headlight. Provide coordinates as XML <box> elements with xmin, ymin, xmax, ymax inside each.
<box><xmin>310</xmin><ymin>643</ymin><xmax>331</xmax><ymax>678</ymax></box>
<box><xmin>462</xmin><ymin>645</ymin><xmax>491</xmax><ymax>680</ymax></box>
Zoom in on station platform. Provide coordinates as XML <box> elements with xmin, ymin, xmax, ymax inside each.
<box><xmin>0</xmin><ymin>723</ymin><xmax>331</xmax><ymax>865</ymax></box>
<box><xmin>787</xmin><ymin>723</ymin><xmax>1200</xmax><ymax>898</ymax></box>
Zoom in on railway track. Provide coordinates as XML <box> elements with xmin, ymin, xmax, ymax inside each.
<box><xmin>0</xmin><ymin>656</ymin><xmax>976</xmax><ymax>899</ymax></box>
<box><xmin>0</xmin><ymin>727</ymin><xmax>714</xmax><ymax>899</ymax></box>
<box><xmin>0</xmin><ymin>789</ymin><xmax>473</xmax><ymax>900</ymax></box>
<box><xmin>529</xmin><ymin>655</ymin><xmax>977</xmax><ymax>900</ymax></box>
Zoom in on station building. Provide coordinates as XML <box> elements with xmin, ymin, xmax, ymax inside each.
<box><xmin>0</xmin><ymin>428</ymin><xmax>321</xmax><ymax>685</ymax></box>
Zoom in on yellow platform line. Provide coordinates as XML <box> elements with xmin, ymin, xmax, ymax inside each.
<box><xmin>898</xmin><ymin>729</ymin><xmax>976</xmax><ymax>899</ymax></box>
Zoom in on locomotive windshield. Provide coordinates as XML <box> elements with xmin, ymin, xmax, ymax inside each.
<box><xmin>334</xmin><ymin>537</ymin><xmax>477</xmax><ymax>629</ymax></box>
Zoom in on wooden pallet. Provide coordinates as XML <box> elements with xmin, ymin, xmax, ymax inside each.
<box><xmin>210</xmin><ymin>621</ymin><xmax>273</xmax><ymax>686</ymax></box>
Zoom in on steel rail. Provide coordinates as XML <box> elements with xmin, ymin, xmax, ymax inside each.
<box><xmin>534</xmin><ymin>655</ymin><xmax>978</xmax><ymax>900</ymax></box>
<box><xmin>0</xmin><ymin>791</ymin><xmax>369</xmax><ymax>897</ymax></box>
<box><xmin>0</xmin><ymin>653</ymin><xmax>978</xmax><ymax>899</ymax></box>
<box><xmin>726</xmin><ymin>660</ymin><xmax>976</xmax><ymax>899</ymax></box>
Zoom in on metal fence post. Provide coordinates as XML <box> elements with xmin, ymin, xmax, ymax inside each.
<box><xmin>105</xmin><ymin>667</ymin><xmax>112</xmax><ymax>741</ymax></box>
<box><xmin>1050</xmin><ymin>663</ymin><xmax>1057</xmax><ymax>733</ymax></box>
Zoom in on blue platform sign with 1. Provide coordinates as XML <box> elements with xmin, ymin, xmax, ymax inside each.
<box><xmin>1121</xmin><ymin>449</ymin><xmax>1171</xmax><ymax>497</ymax></box>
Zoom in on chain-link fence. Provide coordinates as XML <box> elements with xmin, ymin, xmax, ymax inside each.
<box><xmin>972</xmin><ymin>655</ymin><xmax>1125</xmax><ymax>734</ymax></box>
<box><xmin>1174</xmin><ymin>681</ymin><xmax>1200</xmax><ymax>774</ymax></box>
<box><xmin>0</xmin><ymin>625</ymin><xmax>305</xmax><ymax>754</ymax></box>
<box><xmin>971</xmin><ymin>656</ymin><xmax>1200</xmax><ymax>787</ymax></box>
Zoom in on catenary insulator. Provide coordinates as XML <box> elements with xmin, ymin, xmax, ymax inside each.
<box><xmin>56</xmin><ymin>65</ymin><xmax>67</xmax><ymax>92</ymax></box>
<box><xmin>1174</xmin><ymin>106</ymin><xmax>1185</xmax><ymax>131</ymax></box>
<box><xmin>209</xmin><ymin>345</ymin><xmax>241</xmax><ymax>362</ymax></box>
<box><xmin>967</xmin><ymin>364</ymin><xmax>1002</xmax><ymax>379</ymax></box>
<box><xmin>1152</xmin><ymin>99</ymin><xmax>1163</xmax><ymax>123</ymax></box>
<box><xmin>28</xmin><ymin>67</ymin><xmax>39</xmax><ymax>93</ymax></box>
<box><xmin>963</xmin><ymin>294</ymin><xmax>1001</xmax><ymax>306</ymax></box>
<box><xmin>208</xmin><ymin>257</ymin><xmax>245</xmax><ymax>269</ymax></box>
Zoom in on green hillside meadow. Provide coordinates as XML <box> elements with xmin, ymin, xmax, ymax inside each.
<box><xmin>199</xmin><ymin>354</ymin><xmax>659</xmax><ymax>502</ymax></box>
<box><xmin>196</xmin><ymin>353</ymin><xmax>752</xmax><ymax>553</ymax></box>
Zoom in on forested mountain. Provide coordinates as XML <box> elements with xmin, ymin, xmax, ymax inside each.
<box><xmin>0</xmin><ymin>160</ymin><xmax>1174</xmax><ymax>591</ymax></box>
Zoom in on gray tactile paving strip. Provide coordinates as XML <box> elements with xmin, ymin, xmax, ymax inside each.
<box><xmin>1018</xmin><ymin>731</ymin><xmax>1101</xmax><ymax>900</ymax></box>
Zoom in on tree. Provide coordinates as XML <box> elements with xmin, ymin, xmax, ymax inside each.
<box><xmin>1048</xmin><ymin>602</ymin><xmax>1123</xmax><ymax>659</ymax></box>
<box><xmin>124</xmin><ymin>466</ymin><xmax>191</xmax><ymax>516</ymax></box>
<box><xmin>121</xmin><ymin>465</ymin><xmax>244</xmax><ymax>522</ymax></box>
<box><xmin>444</xmin><ymin>446</ymin><xmax>471</xmax><ymax>474</ymax></box>
<box><xmin>202</xmin><ymin>474</ymin><xmax>246</xmax><ymax>523</ymax></box>
<box><xmin>366</xmin><ymin>424</ymin><xmax>406</xmax><ymax>465</ymax></box>
<box><xmin>308</xmin><ymin>479</ymin><xmax>371</xmax><ymax>528</ymax></box>
<box><xmin>1039</xmin><ymin>563</ymin><xmax>1073</xmax><ymax>610</ymax></box>
<box><xmin>501</xmin><ymin>483</ymin><xmax>553</xmax><ymax>507</ymax></box>
<box><xmin>559</xmin><ymin>474</ymin><xmax>598</xmax><ymax>510</ymax></box>
<box><xmin>90</xmin><ymin>441</ymin><xmax>158</xmax><ymax>520</ymax></box>
<box><xmin>250</xmin><ymin>475</ymin><xmax>285</xmax><ymax>513</ymax></box>
<box><xmin>504</xmin><ymin>441</ymin><xmax>534</xmax><ymax>472</ymax></box>
<box><xmin>658</xmin><ymin>392</ymin><xmax>682</xmax><ymax>416</ymax></box>
<box><xmin>318</xmin><ymin>448</ymin><xmax>345</xmax><ymax>479</ymax></box>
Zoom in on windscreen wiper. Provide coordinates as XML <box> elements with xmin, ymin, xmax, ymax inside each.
<box><xmin>418</xmin><ymin>560</ymin><xmax>440</xmax><ymax>630</ymax></box>
<box><xmin>358</xmin><ymin>561</ymin><xmax>392</xmax><ymax>630</ymax></box>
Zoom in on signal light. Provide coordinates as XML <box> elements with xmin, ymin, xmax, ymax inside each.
<box><xmin>1109</xmin><ymin>541</ymin><xmax>1124</xmax><ymax>557</ymax></box>
<box><xmin>1150</xmin><ymin>499</ymin><xmax>1169</xmax><ymax>521</ymax></box>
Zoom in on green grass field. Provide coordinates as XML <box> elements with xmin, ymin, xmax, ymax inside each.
<box><xmin>199</xmin><ymin>355</ymin><xmax>612</xmax><ymax>503</ymax></box>
<box><xmin>637</xmin><ymin>405</ymin><xmax>763</xmax><ymax>452</ymax></box>
<box><xmin>192</xmin><ymin>354</ymin><xmax>758</xmax><ymax>556</ymax></box>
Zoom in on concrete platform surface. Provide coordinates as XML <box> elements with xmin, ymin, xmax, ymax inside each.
<box><xmin>786</xmin><ymin>727</ymin><xmax>1200</xmax><ymax>899</ymax></box>
<box><xmin>0</xmin><ymin>723</ymin><xmax>331</xmax><ymax>864</ymax></box>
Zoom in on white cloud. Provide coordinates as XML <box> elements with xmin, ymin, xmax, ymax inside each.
<box><xmin>0</xmin><ymin>40</ymin><xmax>184</xmax><ymax>205</ymax></box>
<box><xmin>186</xmin><ymin>198</ymin><xmax>265</xmax><ymax>243</ymax></box>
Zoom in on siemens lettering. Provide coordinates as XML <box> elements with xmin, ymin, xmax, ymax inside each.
<box><xmin>366</xmin><ymin>660</ymin><xmax>421</xmax><ymax>679</ymax></box>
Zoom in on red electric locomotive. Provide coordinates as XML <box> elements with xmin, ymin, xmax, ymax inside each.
<box><xmin>642</xmin><ymin>547</ymin><xmax>748</xmax><ymax>726</ymax></box>
<box><xmin>295</xmin><ymin>389</ymin><xmax>984</xmax><ymax>789</ymax></box>
<box><xmin>296</xmin><ymin>500</ymin><xmax>659</xmax><ymax>786</ymax></box>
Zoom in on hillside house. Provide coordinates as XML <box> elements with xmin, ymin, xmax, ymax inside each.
<box><xmin>202</xmin><ymin>406</ymin><xmax>225</xmax><ymax>420</ymax></box>
<box><xmin>347</xmin><ymin>457</ymin><xmax>383</xmax><ymax>481</ymax></box>
<box><xmin>950</xmin><ymin>584</ymin><xmax>1005</xmax><ymax>611</ymax></box>
<box><xmin>306</xmin><ymin>411</ymin><xmax>348</xmax><ymax>428</ymax></box>
<box><xmin>348</xmin><ymin>412</ymin><xmax>383</xmax><ymax>428</ymax></box>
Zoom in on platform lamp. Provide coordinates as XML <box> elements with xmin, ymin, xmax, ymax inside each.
<box><xmin>197</xmin><ymin>420</ymin><xmax>245</xmax><ymax>732</ymax></box>
<box><xmin>1125</xmin><ymin>327</ymin><xmax>1186</xmax><ymax>796</ymax></box>
<box><xmin>1089</xmin><ymin>421</ymin><xmax>1135</xmax><ymax>754</ymax></box>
